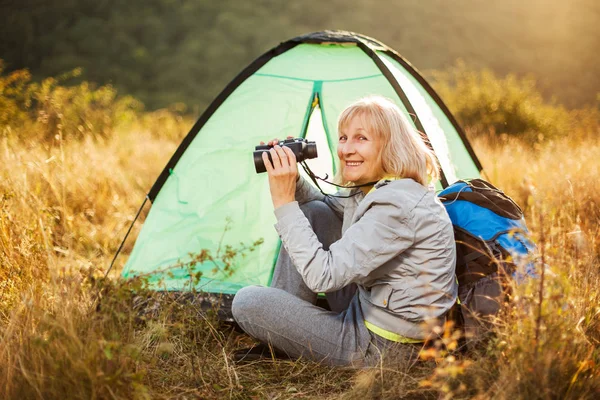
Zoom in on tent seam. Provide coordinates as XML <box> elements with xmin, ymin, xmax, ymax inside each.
<box><xmin>254</xmin><ymin>73</ymin><xmax>381</xmax><ymax>83</ymax></box>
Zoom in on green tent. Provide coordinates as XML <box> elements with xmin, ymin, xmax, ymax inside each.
<box><xmin>118</xmin><ymin>31</ymin><xmax>482</xmax><ymax>299</ymax></box>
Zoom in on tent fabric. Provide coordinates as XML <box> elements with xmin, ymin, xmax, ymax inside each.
<box><xmin>120</xmin><ymin>30</ymin><xmax>482</xmax><ymax>294</ymax></box>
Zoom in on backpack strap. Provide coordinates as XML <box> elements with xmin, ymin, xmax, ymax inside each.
<box><xmin>462</xmin><ymin>250</ymin><xmax>489</xmax><ymax>264</ymax></box>
<box><xmin>439</xmin><ymin>179</ymin><xmax>523</xmax><ymax>220</ymax></box>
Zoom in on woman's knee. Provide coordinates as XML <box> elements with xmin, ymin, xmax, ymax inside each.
<box><xmin>299</xmin><ymin>201</ymin><xmax>341</xmax><ymax>246</ymax></box>
<box><xmin>231</xmin><ymin>286</ymin><xmax>271</xmax><ymax>322</ymax></box>
<box><xmin>299</xmin><ymin>200</ymin><xmax>334</xmax><ymax>221</ymax></box>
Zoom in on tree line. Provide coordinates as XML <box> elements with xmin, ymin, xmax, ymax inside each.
<box><xmin>1</xmin><ymin>0</ymin><xmax>598</xmax><ymax>111</ymax></box>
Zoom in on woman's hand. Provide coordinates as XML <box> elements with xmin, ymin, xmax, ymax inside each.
<box><xmin>262</xmin><ymin>137</ymin><xmax>298</xmax><ymax>209</ymax></box>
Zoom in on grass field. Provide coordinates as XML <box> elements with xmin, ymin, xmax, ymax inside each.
<box><xmin>1</xmin><ymin>68</ymin><xmax>599</xmax><ymax>399</ymax></box>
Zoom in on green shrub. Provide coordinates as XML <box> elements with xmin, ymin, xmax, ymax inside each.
<box><xmin>428</xmin><ymin>60</ymin><xmax>576</xmax><ymax>142</ymax></box>
<box><xmin>0</xmin><ymin>60</ymin><xmax>34</xmax><ymax>131</ymax></box>
<box><xmin>0</xmin><ymin>60</ymin><xmax>143</xmax><ymax>142</ymax></box>
<box><xmin>33</xmin><ymin>74</ymin><xmax>143</xmax><ymax>141</ymax></box>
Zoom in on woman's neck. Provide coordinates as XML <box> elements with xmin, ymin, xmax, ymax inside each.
<box><xmin>360</xmin><ymin>185</ymin><xmax>374</xmax><ymax>196</ymax></box>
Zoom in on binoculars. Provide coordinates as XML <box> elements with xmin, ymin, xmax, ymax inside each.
<box><xmin>253</xmin><ymin>138</ymin><xmax>318</xmax><ymax>173</ymax></box>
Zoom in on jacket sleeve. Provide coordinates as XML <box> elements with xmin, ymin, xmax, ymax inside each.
<box><xmin>295</xmin><ymin>175</ymin><xmax>345</xmax><ymax>218</ymax></box>
<box><xmin>274</xmin><ymin>199</ymin><xmax>415</xmax><ymax>292</ymax></box>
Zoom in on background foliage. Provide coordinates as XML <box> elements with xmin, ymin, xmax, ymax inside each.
<box><xmin>1</xmin><ymin>0</ymin><xmax>599</xmax><ymax>110</ymax></box>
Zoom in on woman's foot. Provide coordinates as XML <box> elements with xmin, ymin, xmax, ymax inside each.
<box><xmin>232</xmin><ymin>343</ymin><xmax>294</xmax><ymax>363</ymax></box>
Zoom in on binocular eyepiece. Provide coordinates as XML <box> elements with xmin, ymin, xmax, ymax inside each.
<box><xmin>253</xmin><ymin>138</ymin><xmax>318</xmax><ymax>173</ymax></box>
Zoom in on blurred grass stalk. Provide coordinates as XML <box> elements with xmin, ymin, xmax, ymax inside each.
<box><xmin>0</xmin><ymin>62</ymin><xmax>599</xmax><ymax>398</ymax></box>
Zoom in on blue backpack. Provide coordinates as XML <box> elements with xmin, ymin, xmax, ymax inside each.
<box><xmin>438</xmin><ymin>179</ymin><xmax>536</xmax><ymax>286</ymax></box>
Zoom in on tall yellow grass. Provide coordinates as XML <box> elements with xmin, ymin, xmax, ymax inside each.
<box><xmin>1</xmin><ymin>67</ymin><xmax>599</xmax><ymax>398</ymax></box>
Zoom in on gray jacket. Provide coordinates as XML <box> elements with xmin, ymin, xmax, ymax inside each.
<box><xmin>273</xmin><ymin>176</ymin><xmax>457</xmax><ymax>340</ymax></box>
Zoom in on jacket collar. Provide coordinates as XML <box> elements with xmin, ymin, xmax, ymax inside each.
<box><xmin>366</xmin><ymin>176</ymin><xmax>401</xmax><ymax>195</ymax></box>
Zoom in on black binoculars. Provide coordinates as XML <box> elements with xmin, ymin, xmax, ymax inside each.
<box><xmin>253</xmin><ymin>138</ymin><xmax>318</xmax><ymax>173</ymax></box>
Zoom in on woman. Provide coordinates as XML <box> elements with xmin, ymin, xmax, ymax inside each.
<box><xmin>232</xmin><ymin>96</ymin><xmax>457</xmax><ymax>366</ymax></box>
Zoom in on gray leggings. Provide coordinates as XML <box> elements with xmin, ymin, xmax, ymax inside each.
<box><xmin>232</xmin><ymin>201</ymin><xmax>418</xmax><ymax>367</ymax></box>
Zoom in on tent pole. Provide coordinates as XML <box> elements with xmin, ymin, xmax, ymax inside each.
<box><xmin>355</xmin><ymin>41</ymin><xmax>449</xmax><ymax>188</ymax></box>
<box><xmin>104</xmin><ymin>196</ymin><xmax>149</xmax><ymax>278</ymax></box>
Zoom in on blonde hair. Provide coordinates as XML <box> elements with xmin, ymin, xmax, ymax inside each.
<box><xmin>335</xmin><ymin>96</ymin><xmax>440</xmax><ymax>187</ymax></box>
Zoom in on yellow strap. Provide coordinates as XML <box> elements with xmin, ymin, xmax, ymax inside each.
<box><xmin>364</xmin><ymin>320</ymin><xmax>424</xmax><ymax>344</ymax></box>
<box><xmin>366</xmin><ymin>176</ymin><xmax>400</xmax><ymax>195</ymax></box>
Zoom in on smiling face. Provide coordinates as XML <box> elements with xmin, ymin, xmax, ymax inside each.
<box><xmin>337</xmin><ymin>115</ymin><xmax>385</xmax><ymax>186</ymax></box>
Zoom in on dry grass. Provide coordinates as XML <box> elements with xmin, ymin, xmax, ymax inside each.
<box><xmin>1</xmin><ymin>70</ymin><xmax>599</xmax><ymax>398</ymax></box>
